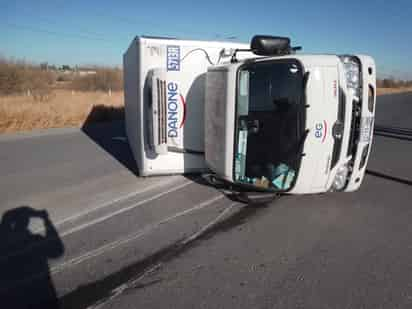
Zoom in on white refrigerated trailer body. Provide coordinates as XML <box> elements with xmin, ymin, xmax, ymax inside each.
<box><xmin>123</xmin><ymin>36</ymin><xmax>252</xmax><ymax>176</ymax></box>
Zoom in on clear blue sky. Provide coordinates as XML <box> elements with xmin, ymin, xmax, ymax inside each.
<box><xmin>1</xmin><ymin>0</ymin><xmax>412</xmax><ymax>79</ymax></box>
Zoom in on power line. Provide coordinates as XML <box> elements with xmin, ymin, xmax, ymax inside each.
<box><xmin>4</xmin><ymin>22</ymin><xmax>123</xmax><ymax>47</ymax></box>
<box><xmin>19</xmin><ymin>12</ymin><xmax>107</xmax><ymax>40</ymax></box>
<box><xmin>4</xmin><ymin>1</ymin><xmax>240</xmax><ymax>43</ymax></box>
<box><xmin>34</xmin><ymin>0</ymin><xmax>227</xmax><ymax>40</ymax></box>
<box><xmin>7</xmin><ymin>4</ymin><xmax>132</xmax><ymax>41</ymax></box>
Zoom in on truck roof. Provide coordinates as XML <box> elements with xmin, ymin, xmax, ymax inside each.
<box><xmin>136</xmin><ymin>35</ymin><xmax>250</xmax><ymax>50</ymax></box>
<box><xmin>252</xmin><ymin>54</ymin><xmax>341</xmax><ymax>67</ymax></box>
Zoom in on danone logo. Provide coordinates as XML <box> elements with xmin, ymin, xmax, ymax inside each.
<box><xmin>167</xmin><ymin>82</ymin><xmax>186</xmax><ymax>139</ymax></box>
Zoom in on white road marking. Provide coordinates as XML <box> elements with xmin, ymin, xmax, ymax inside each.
<box><xmin>0</xmin><ymin>179</ymin><xmax>193</xmax><ymax>264</ymax></box>
<box><xmin>33</xmin><ymin>177</ymin><xmax>182</xmax><ymax>234</ymax></box>
<box><xmin>0</xmin><ymin>195</ymin><xmax>236</xmax><ymax>296</ymax></box>
<box><xmin>88</xmin><ymin>262</ymin><xmax>163</xmax><ymax>309</ymax></box>
<box><xmin>182</xmin><ymin>202</ymin><xmax>237</xmax><ymax>244</ymax></box>
<box><xmin>50</xmin><ymin>194</ymin><xmax>225</xmax><ymax>275</ymax></box>
<box><xmin>59</xmin><ymin>180</ymin><xmax>193</xmax><ymax>238</ymax></box>
<box><xmin>87</xmin><ymin>202</ymin><xmax>238</xmax><ymax>309</ymax></box>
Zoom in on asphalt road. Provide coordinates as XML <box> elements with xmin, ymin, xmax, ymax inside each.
<box><xmin>0</xmin><ymin>92</ymin><xmax>411</xmax><ymax>308</ymax></box>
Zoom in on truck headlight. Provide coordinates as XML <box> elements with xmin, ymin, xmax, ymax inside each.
<box><xmin>339</xmin><ymin>56</ymin><xmax>361</xmax><ymax>98</ymax></box>
<box><xmin>331</xmin><ymin>164</ymin><xmax>349</xmax><ymax>191</ymax></box>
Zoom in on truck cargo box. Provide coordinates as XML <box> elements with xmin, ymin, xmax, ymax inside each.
<box><xmin>123</xmin><ymin>36</ymin><xmax>249</xmax><ymax>176</ymax></box>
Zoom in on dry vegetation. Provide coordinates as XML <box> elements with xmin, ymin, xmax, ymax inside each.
<box><xmin>0</xmin><ymin>58</ymin><xmax>124</xmax><ymax>133</ymax></box>
<box><xmin>0</xmin><ymin>58</ymin><xmax>55</xmax><ymax>101</ymax></box>
<box><xmin>377</xmin><ymin>87</ymin><xmax>412</xmax><ymax>95</ymax></box>
<box><xmin>1</xmin><ymin>57</ymin><xmax>412</xmax><ymax>134</ymax></box>
<box><xmin>376</xmin><ymin>78</ymin><xmax>412</xmax><ymax>95</ymax></box>
<box><xmin>0</xmin><ymin>90</ymin><xmax>123</xmax><ymax>133</ymax></box>
<box><xmin>71</xmin><ymin>69</ymin><xmax>122</xmax><ymax>92</ymax></box>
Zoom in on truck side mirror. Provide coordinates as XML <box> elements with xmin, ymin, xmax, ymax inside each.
<box><xmin>250</xmin><ymin>35</ymin><xmax>291</xmax><ymax>56</ymax></box>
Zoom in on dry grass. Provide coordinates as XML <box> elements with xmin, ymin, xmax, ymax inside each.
<box><xmin>1</xmin><ymin>86</ymin><xmax>412</xmax><ymax>134</ymax></box>
<box><xmin>0</xmin><ymin>90</ymin><xmax>124</xmax><ymax>134</ymax></box>
<box><xmin>377</xmin><ymin>87</ymin><xmax>412</xmax><ymax>95</ymax></box>
<box><xmin>71</xmin><ymin>69</ymin><xmax>122</xmax><ymax>92</ymax></box>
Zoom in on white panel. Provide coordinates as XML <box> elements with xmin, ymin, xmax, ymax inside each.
<box><xmin>124</xmin><ymin>36</ymin><xmax>250</xmax><ymax>175</ymax></box>
<box><xmin>123</xmin><ymin>38</ymin><xmax>142</xmax><ymax>170</ymax></box>
<box><xmin>205</xmin><ymin>68</ymin><xmax>228</xmax><ymax>175</ymax></box>
<box><xmin>292</xmin><ymin>65</ymin><xmax>338</xmax><ymax>193</ymax></box>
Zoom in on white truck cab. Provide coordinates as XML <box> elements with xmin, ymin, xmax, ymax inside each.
<box><xmin>123</xmin><ymin>35</ymin><xmax>376</xmax><ymax>194</ymax></box>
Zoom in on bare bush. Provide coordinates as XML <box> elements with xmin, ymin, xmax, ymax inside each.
<box><xmin>0</xmin><ymin>90</ymin><xmax>124</xmax><ymax>133</ymax></box>
<box><xmin>0</xmin><ymin>58</ymin><xmax>54</xmax><ymax>101</ymax></box>
<box><xmin>0</xmin><ymin>58</ymin><xmax>26</xmax><ymax>95</ymax></box>
<box><xmin>56</xmin><ymin>74</ymin><xmax>73</xmax><ymax>82</ymax></box>
<box><xmin>377</xmin><ymin>78</ymin><xmax>412</xmax><ymax>89</ymax></box>
<box><xmin>26</xmin><ymin>69</ymin><xmax>55</xmax><ymax>102</ymax></box>
<box><xmin>71</xmin><ymin>68</ymin><xmax>123</xmax><ymax>92</ymax></box>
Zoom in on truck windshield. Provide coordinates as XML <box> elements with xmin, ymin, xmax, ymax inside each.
<box><xmin>234</xmin><ymin>59</ymin><xmax>305</xmax><ymax>191</ymax></box>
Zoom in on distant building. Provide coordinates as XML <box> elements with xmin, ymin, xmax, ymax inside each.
<box><xmin>77</xmin><ymin>70</ymin><xmax>97</xmax><ymax>76</ymax></box>
<box><xmin>74</xmin><ymin>66</ymin><xmax>97</xmax><ymax>76</ymax></box>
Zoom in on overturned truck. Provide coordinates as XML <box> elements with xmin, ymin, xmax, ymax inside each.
<box><xmin>123</xmin><ymin>35</ymin><xmax>376</xmax><ymax>194</ymax></box>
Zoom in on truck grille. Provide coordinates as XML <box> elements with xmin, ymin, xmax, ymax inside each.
<box><xmin>331</xmin><ymin>88</ymin><xmax>346</xmax><ymax>169</ymax></box>
<box><xmin>347</xmin><ymin>99</ymin><xmax>361</xmax><ymax>157</ymax></box>
<box><xmin>156</xmin><ymin>78</ymin><xmax>167</xmax><ymax>145</ymax></box>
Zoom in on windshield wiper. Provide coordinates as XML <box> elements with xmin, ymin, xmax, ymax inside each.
<box><xmin>303</xmin><ymin>71</ymin><xmax>310</xmax><ymax>107</ymax></box>
<box><xmin>297</xmin><ymin>129</ymin><xmax>309</xmax><ymax>157</ymax></box>
<box><xmin>282</xmin><ymin>128</ymin><xmax>309</xmax><ymax>159</ymax></box>
<box><xmin>295</xmin><ymin>71</ymin><xmax>309</xmax><ymax>150</ymax></box>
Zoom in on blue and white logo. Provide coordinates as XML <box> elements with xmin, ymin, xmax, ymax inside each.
<box><xmin>166</xmin><ymin>82</ymin><xmax>186</xmax><ymax>139</ymax></box>
<box><xmin>167</xmin><ymin>45</ymin><xmax>180</xmax><ymax>71</ymax></box>
<box><xmin>315</xmin><ymin>120</ymin><xmax>327</xmax><ymax>143</ymax></box>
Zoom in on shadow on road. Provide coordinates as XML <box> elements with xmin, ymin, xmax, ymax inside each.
<box><xmin>59</xmin><ymin>202</ymin><xmax>270</xmax><ymax>309</ymax></box>
<box><xmin>185</xmin><ymin>174</ymin><xmax>280</xmax><ymax>205</ymax></box>
<box><xmin>82</xmin><ymin>105</ymin><xmax>139</xmax><ymax>175</ymax></box>
<box><xmin>0</xmin><ymin>206</ymin><xmax>64</xmax><ymax>308</ymax></box>
<box><xmin>366</xmin><ymin>169</ymin><xmax>412</xmax><ymax>186</ymax></box>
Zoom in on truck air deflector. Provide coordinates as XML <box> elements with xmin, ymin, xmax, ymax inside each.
<box><xmin>250</xmin><ymin>35</ymin><xmax>291</xmax><ymax>56</ymax></box>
